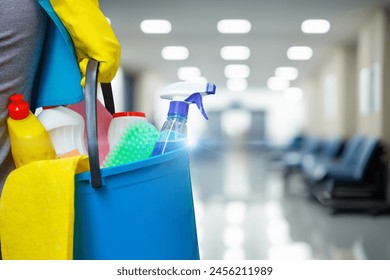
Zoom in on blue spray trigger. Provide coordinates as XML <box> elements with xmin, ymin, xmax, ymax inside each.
<box><xmin>185</xmin><ymin>92</ymin><xmax>208</xmax><ymax>120</ymax></box>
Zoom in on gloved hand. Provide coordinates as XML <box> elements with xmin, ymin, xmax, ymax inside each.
<box><xmin>49</xmin><ymin>0</ymin><xmax>121</xmax><ymax>85</ymax></box>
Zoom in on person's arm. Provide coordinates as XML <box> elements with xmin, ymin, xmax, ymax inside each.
<box><xmin>49</xmin><ymin>0</ymin><xmax>121</xmax><ymax>85</ymax></box>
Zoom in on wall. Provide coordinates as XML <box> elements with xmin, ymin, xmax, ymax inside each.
<box><xmin>356</xmin><ymin>9</ymin><xmax>386</xmax><ymax>138</ymax></box>
<box><xmin>344</xmin><ymin>46</ymin><xmax>358</xmax><ymax>139</ymax></box>
<box><xmin>302</xmin><ymin>8</ymin><xmax>390</xmax><ymax>143</ymax></box>
<box><xmin>301</xmin><ymin>79</ymin><xmax>320</xmax><ymax>135</ymax></box>
<box><xmin>301</xmin><ymin>46</ymin><xmax>357</xmax><ymax>139</ymax></box>
<box><xmin>383</xmin><ymin>9</ymin><xmax>390</xmax><ymax>145</ymax></box>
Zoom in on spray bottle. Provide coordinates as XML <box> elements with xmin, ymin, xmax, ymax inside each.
<box><xmin>151</xmin><ymin>82</ymin><xmax>216</xmax><ymax>156</ymax></box>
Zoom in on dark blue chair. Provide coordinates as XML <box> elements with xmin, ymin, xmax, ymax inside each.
<box><xmin>323</xmin><ymin>137</ymin><xmax>386</xmax><ymax>194</ymax></box>
<box><xmin>267</xmin><ymin>133</ymin><xmax>305</xmax><ymax>164</ymax></box>
<box><xmin>305</xmin><ymin>135</ymin><xmax>365</xmax><ymax>182</ymax></box>
<box><xmin>301</xmin><ymin>136</ymin><xmax>343</xmax><ymax>182</ymax></box>
<box><xmin>282</xmin><ymin>136</ymin><xmax>323</xmax><ymax>178</ymax></box>
<box><xmin>312</xmin><ymin>137</ymin><xmax>388</xmax><ymax>213</ymax></box>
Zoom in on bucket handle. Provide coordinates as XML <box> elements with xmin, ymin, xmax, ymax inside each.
<box><xmin>84</xmin><ymin>59</ymin><xmax>115</xmax><ymax>188</ymax></box>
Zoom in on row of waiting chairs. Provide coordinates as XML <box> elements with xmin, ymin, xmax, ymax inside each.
<box><xmin>279</xmin><ymin>135</ymin><xmax>388</xmax><ymax>214</ymax></box>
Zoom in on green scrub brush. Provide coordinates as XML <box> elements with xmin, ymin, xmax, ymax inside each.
<box><xmin>103</xmin><ymin>121</ymin><xmax>159</xmax><ymax>167</ymax></box>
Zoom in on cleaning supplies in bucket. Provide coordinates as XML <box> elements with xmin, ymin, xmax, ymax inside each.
<box><xmin>7</xmin><ymin>94</ymin><xmax>56</xmax><ymax>168</ymax></box>
<box><xmin>151</xmin><ymin>82</ymin><xmax>216</xmax><ymax>156</ymax></box>
<box><xmin>103</xmin><ymin>112</ymin><xmax>159</xmax><ymax>167</ymax></box>
<box><xmin>37</xmin><ymin>105</ymin><xmax>87</xmax><ymax>156</ymax></box>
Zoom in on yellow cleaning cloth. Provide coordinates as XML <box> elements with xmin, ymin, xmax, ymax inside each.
<box><xmin>0</xmin><ymin>155</ymin><xmax>89</xmax><ymax>260</ymax></box>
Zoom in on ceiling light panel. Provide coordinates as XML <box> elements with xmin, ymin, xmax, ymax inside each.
<box><xmin>140</xmin><ymin>19</ymin><xmax>172</xmax><ymax>34</ymax></box>
<box><xmin>287</xmin><ymin>46</ymin><xmax>313</xmax><ymax>60</ymax></box>
<box><xmin>224</xmin><ymin>64</ymin><xmax>250</xmax><ymax>79</ymax></box>
<box><xmin>267</xmin><ymin>77</ymin><xmax>290</xmax><ymax>91</ymax></box>
<box><xmin>275</xmin><ymin>67</ymin><xmax>298</xmax><ymax>80</ymax></box>
<box><xmin>221</xmin><ymin>46</ymin><xmax>251</xmax><ymax>60</ymax></box>
<box><xmin>177</xmin><ymin>67</ymin><xmax>201</xmax><ymax>81</ymax></box>
<box><xmin>217</xmin><ymin>19</ymin><xmax>251</xmax><ymax>34</ymax></box>
<box><xmin>161</xmin><ymin>46</ymin><xmax>189</xmax><ymax>60</ymax></box>
<box><xmin>301</xmin><ymin>19</ymin><xmax>330</xmax><ymax>34</ymax></box>
<box><xmin>227</xmin><ymin>78</ymin><xmax>248</xmax><ymax>91</ymax></box>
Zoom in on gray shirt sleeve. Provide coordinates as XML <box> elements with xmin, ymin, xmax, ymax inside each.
<box><xmin>0</xmin><ymin>0</ymin><xmax>47</xmax><ymax>193</ymax></box>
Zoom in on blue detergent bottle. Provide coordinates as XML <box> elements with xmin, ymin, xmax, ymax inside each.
<box><xmin>151</xmin><ymin>82</ymin><xmax>216</xmax><ymax>156</ymax></box>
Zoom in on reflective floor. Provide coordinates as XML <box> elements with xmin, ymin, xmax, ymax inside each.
<box><xmin>189</xmin><ymin>141</ymin><xmax>390</xmax><ymax>260</ymax></box>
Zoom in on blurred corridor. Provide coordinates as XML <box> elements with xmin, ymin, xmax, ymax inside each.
<box><xmin>96</xmin><ymin>0</ymin><xmax>390</xmax><ymax>260</ymax></box>
<box><xmin>190</xmin><ymin>142</ymin><xmax>390</xmax><ymax>260</ymax></box>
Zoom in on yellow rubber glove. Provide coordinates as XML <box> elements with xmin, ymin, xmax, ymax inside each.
<box><xmin>49</xmin><ymin>0</ymin><xmax>121</xmax><ymax>85</ymax></box>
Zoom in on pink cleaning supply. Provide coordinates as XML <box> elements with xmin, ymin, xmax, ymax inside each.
<box><xmin>67</xmin><ymin>99</ymin><xmax>112</xmax><ymax>165</ymax></box>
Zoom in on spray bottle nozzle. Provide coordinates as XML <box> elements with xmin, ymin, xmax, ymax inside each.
<box><xmin>161</xmin><ymin>82</ymin><xmax>216</xmax><ymax>119</ymax></box>
<box><xmin>185</xmin><ymin>93</ymin><xmax>209</xmax><ymax>120</ymax></box>
<box><xmin>160</xmin><ymin>82</ymin><xmax>216</xmax><ymax>100</ymax></box>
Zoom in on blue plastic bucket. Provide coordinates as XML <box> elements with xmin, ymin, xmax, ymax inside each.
<box><xmin>73</xmin><ymin>149</ymin><xmax>199</xmax><ymax>260</ymax></box>
<box><xmin>73</xmin><ymin>60</ymin><xmax>199</xmax><ymax>260</ymax></box>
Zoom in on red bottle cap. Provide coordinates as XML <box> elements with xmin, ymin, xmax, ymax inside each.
<box><xmin>8</xmin><ymin>94</ymin><xmax>29</xmax><ymax>120</ymax></box>
<box><xmin>42</xmin><ymin>106</ymin><xmax>59</xmax><ymax>110</ymax></box>
<box><xmin>113</xmin><ymin>112</ymin><xmax>146</xmax><ymax>118</ymax></box>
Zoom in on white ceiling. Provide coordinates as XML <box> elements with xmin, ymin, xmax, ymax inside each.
<box><xmin>99</xmin><ymin>0</ymin><xmax>386</xmax><ymax>90</ymax></box>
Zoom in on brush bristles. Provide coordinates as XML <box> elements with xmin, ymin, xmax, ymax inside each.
<box><xmin>103</xmin><ymin>122</ymin><xmax>159</xmax><ymax>167</ymax></box>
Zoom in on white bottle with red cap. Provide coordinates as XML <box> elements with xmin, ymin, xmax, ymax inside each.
<box><xmin>37</xmin><ymin>106</ymin><xmax>87</xmax><ymax>156</ymax></box>
<box><xmin>107</xmin><ymin>112</ymin><xmax>150</xmax><ymax>151</ymax></box>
